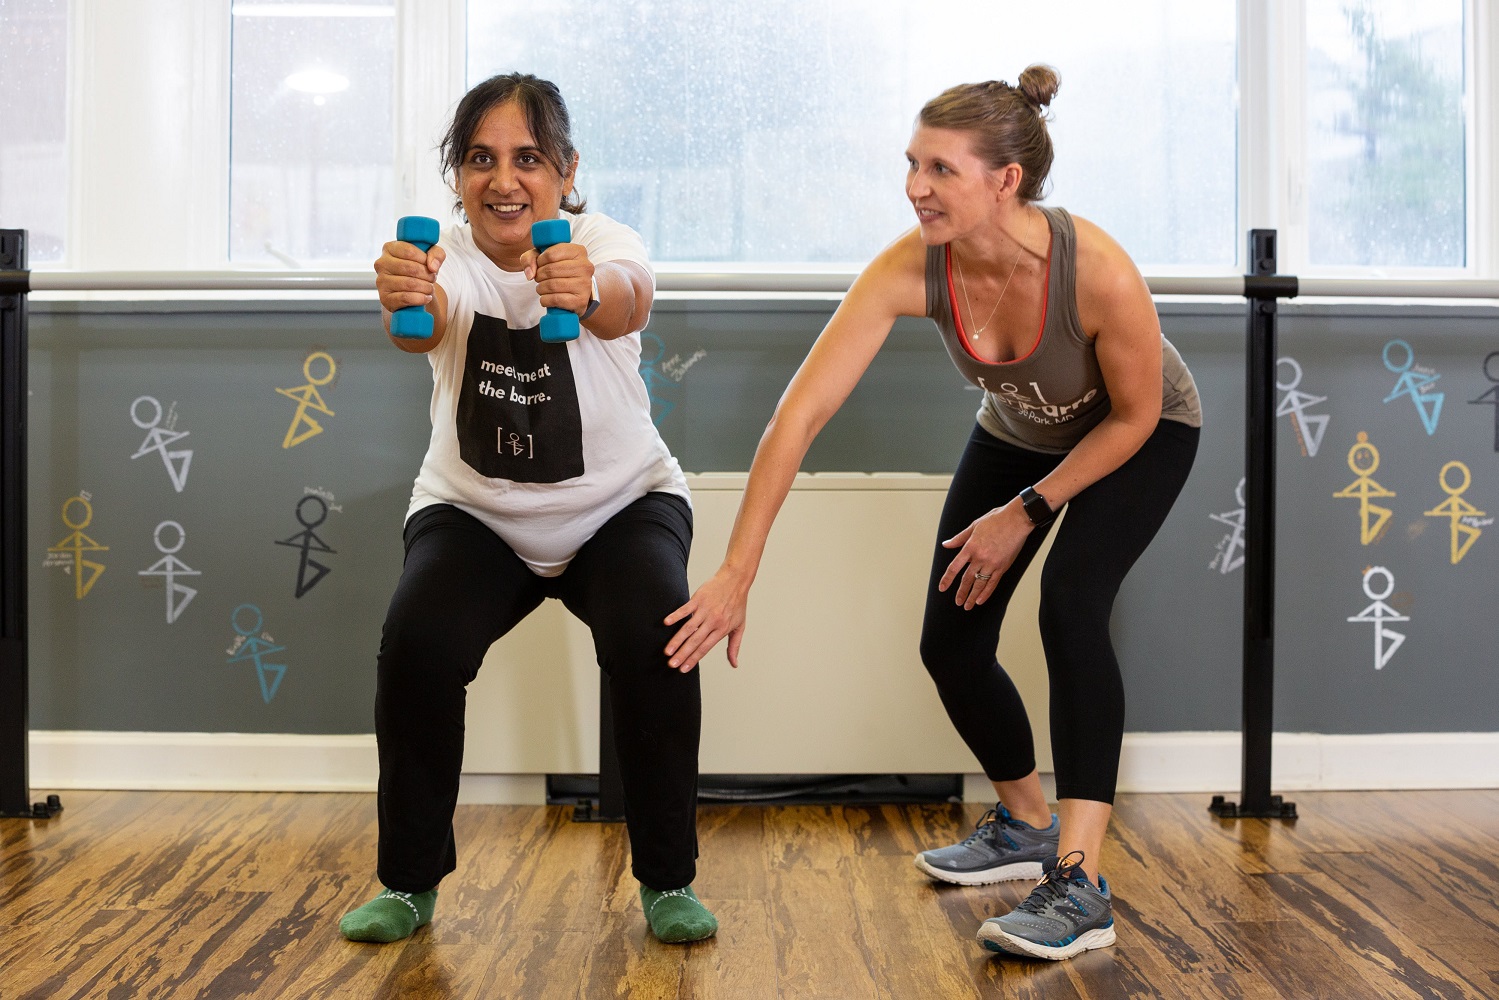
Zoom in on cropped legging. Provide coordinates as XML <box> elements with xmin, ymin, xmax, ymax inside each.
<box><xmin>374</xmin><ymin>493</ymin><xmax>700</xmax><ymax>894</ymax></box>
<box><xmin>919</xmin><ymin>419</ymin><xmax>1199</xmax><ymax>804</ymax></box>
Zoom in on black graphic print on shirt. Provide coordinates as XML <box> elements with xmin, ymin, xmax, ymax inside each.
<box><xmin>455</xmin><ymin>312</ymin><xmax>584</xmax><ymax>483</ymax></box>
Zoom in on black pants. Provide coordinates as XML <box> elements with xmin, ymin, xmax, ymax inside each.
<box><xmin>918</xmin><ymin>420</ymin><xmax>1199</xmax><ymax>804</ymax></box>
<box><xmin>374</xmin><ymin>493</ymin><xmax>700</xmax><ymax>893</ymax></box>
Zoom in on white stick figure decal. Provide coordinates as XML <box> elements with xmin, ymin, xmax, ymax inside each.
<box><xmin>1346</xmin><ymin>566</ymin><xmax>1408</xmax><ymax>671</ymax></box>
<box><xmin>1276</xmin><ymin>357</ymin><xmax>1329</xmax><ymax>458</ymax></box>
<box><xmin>138</xmin><ymin>520</ymin><xmax>200</xmax><ymax>623</ymax></box>
<box><xmin>129</xmin><ymin>396</ymin><xmax>192</xmax><ymax>492</ymax></box>
<box><xmin>1209</xmin><ymin>478</ymin><xmax>1246</xmax><ymax>574</ymax></box>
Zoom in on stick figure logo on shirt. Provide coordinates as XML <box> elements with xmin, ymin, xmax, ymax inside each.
<box><xmin>138</xmin><ymin>520</ymin><xmax>201</xmax><ymax>623</ymax></box>
<box><xmin>1422</xmin><ymin>461</ymin><xmax>1487</xmax><ymax>565</ymax></box>
<box><xmin>1470</xmin><ymin>351</ymin><xmax>1499</xmax><ymax>452</ymax></box>
<box><xmin>226</xmin><ymin>603</ymin><xmax>286</xmax><ymax>702</ymax></box>
<box><xmin>1382</xmin><ymin>339</ymin><xmax>1443</xmax><ymax>435</ymax></box>
<box><xmin>1276</xmin><ymin>357</ymin><xmax>1329</xmax><ymax>458</ymax></box>
<box><xmin>274</xmin><ymin>494</ymin><xmax>336</xmax><ymax>597</ymax></box>
<box><xmin>276</xmin><ymin>351</ymin><xmax>337</xmax><ymax>449</ymax></box>
<box><xmin>1208</xmin><ymin>478</ymin><xmax>1246</xmax><ymax>574</ymax></box>
<box><xmin>47</xmin><ymin>494</ymin><xmax>109</xmax><ymax>599</ymax></box>
<box><xmin>1333</xmin><ymin>432</ymin><xmax>1396</xmax><ymax>545</ymax></box>
<box><xmin>1346</xmin><ymin>566</ymin><xmax>1408</xmax><ymax>671</ymax></box>
<box><xmin>129</xmin><ymin>396</ymin><xmax>192</xmax><ymax>492</ymax></box>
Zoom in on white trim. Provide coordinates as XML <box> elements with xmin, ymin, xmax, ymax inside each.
<box><xmin>1115</xmin><ymin>732</ymin><xmax>1499</xmax><ymax>794</ymax></box>
<box><xmin>27</xmin><ymin>730</ymin><xmax>1499</xmax><ymax>798</ymax></box>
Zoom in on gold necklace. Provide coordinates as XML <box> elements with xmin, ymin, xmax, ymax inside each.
<box><xmin>954</xmin><ymin>211</ymin><xmax>1031</xmax><ymax>341</ymax></box>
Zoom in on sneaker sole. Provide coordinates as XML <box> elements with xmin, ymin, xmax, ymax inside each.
<box><xmin>913</xmin><ymin>855</ymin><xmax>1046</xmax><ymax>886</ymax></box>
<box><xmin>976</xmin><ymin>922</ymin><xmax>1116</xmax><ymax>961</ymax></box>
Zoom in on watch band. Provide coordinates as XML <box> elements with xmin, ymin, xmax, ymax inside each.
<box><xmin>1019</xmin><ymin>485</ymin><xmax>1055</xmax><ymax>526</ymax></box>
<box><xmin>581</xmin><ymin>274</ymin><xmax>601</xmax><ymax>321</ymax></box>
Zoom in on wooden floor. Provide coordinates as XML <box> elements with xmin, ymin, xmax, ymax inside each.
<box><xmin>1</xmin><ymin>790</ymin><xmax>1496</xmax><ymax>999</ymax></box>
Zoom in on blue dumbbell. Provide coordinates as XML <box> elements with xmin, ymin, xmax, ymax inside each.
<box><xmin>531</xmin><ymin>218</ymin><xmax>580</xmax><ymax>343</ymax></box>
<box><xmin>390</xmin><ymin>216</ymin><xmax>441</xmax><ymax>339</ymax></box>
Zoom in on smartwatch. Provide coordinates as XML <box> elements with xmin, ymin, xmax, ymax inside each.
<box><xmin>581</xmin><ymin>274</ymin><xmax>601</xmax><ymax>321</ymax></box>
<box><xmin>1018</xmin><ymin>485</ymin><xmax>1055</xmax><ymax>526</ymax></box>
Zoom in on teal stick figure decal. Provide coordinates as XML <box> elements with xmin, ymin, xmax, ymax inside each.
<box><xmin>1382</xmin><ymin>339</ymin><xmax>1443</xmax><ymax>435</ymax></box>
<box><xmin>226</xmin><ymin>603</ymin><xmax>287</xmax><ymax>702</ymax></box>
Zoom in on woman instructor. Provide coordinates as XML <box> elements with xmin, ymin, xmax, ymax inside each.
<box><xmin>664</xmin><ymin>66</ymin><xmax>1200</xmax><ymax>961</ymax></box>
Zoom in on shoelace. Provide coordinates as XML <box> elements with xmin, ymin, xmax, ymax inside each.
<box><xmin>961</xmin><ymin>806</ymin><xmax>1021</xmax><ymax>847</ymax></box>
<box><xmin>1015</xmin><ymin>850</ymin><xmax>1088</xmax><ymax>915</ymax></box>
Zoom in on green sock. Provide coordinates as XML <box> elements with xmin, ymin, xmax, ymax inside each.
<box><xmin>339</xmin><ymin>887</ymin><xmax>438</xmax><ymax>943</ymax></box>
<box><xmin>639</xmin><ymin>884</ymin><xmax>718</xmax><ymax>943</ymax></box>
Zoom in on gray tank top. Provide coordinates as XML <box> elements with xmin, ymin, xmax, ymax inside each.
<box><xmin>926</xmin><ymin>205</ymin><xmax>1202</xmax><ymax>454</ymax></box>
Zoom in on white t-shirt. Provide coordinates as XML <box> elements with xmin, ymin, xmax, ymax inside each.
<box><xmin>406</xmin><ymin>211</ymin><xmax>689</xmax><ymax>576</ymax></box>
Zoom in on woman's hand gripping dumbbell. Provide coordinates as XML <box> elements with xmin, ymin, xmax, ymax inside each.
<box><xmin>376</xmin><ymin>216</ymin><xmax>445</xmax><ymax>346</ymax></box>
<box><xmin>525</xmin><ymin>218</ymin><xmax>599</xmax><ymax>343</ymax></box>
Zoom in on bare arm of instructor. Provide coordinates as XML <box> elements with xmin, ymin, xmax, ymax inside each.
<box><xmin>941</xmin><ymin>224</ymin><xmax>1164</xmax><ymax>611</ymax></box>
<box><xmin>662</xmin><ymin>233</ymin><xmax>928</xmax><ymax>672</ymax></box>
<box><xmin>373</xmin><ymin>237</ymin><xmax>652</xmax><ymax>355</ymax></box>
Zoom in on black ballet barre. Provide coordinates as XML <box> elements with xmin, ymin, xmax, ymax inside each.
<box><xmin>4</xmin><ymin>230</ymin><xmax>1499</xmax><ymax>823</ymax></box>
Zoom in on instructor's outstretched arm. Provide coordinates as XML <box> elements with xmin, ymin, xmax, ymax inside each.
<box><xmin>663</xmin><ymin>232</ymin><xmax>928</xmax><ymax>671</ymax></box>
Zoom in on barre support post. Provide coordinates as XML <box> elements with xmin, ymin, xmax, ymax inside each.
<box><xmin>0</xmin><ymin>229</ymin><xmax>62</xmax><ymax>820</ymax></box>
<box><xmin>1210</xmin><ymin>229</ymin><xmax>1297</xmax><ymax>821</ymax></box>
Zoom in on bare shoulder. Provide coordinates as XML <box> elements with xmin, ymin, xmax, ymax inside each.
<box><xmin>853</xmin><ymin>226</ymin><xmax>930</xmax><ymax>319</ymax></box>
<box><xmin>1066</xmin><ymin>212</ymin><xmax>1154</xmax><ymax>332</ymax></box>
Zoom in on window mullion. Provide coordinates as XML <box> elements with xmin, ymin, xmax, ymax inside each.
<box><xmin>1472</xmin><ymin>0</ymin><xmax>1497</xmax><ymax>278</ymax></box>
<box><xmin>394</xmin><ymin>0</ymin><xmax>466</xmax><ymax>226</ymax></box>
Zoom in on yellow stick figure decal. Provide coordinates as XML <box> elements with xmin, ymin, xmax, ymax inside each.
<box><xmin>276</xmin><ymin>351</ymin><xmax>336</xmax><ymax>449</ymax></box>
<box><xmin>1332</xmin><ymin>432</ymin><xmax>1395</xmax><ymax>545</ymax></box>
<box><xmin>1423</xmin><ymin>461</ymin><xmax>1486</xmax><ymax>564</ymax></box>
<box><xmin>47</xmin><ymin>494</ymin><xmax>109</xmax><ymax>599</ymax></box>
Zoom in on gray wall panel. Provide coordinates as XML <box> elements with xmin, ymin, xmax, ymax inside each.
<box><xmin>23</xmin><ymin>299</ymin><xmax>1499</xmax><ymax>735</ymax></box>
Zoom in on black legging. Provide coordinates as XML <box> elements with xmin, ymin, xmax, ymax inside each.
<box><xmin>919</xmin><ymin>419</ymin><xmax>1199</xmax><ymax>804</ymax></box>
<box><xmin>374</xmin><ymin>493</ymin><xmax>700</xmax><ymax>893</ymax></box>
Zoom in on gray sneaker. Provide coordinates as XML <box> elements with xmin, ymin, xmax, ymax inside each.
<box><xmin>976</xmin><ymin>852</ymin><xmax>1116</xmax><ymax>961</ymax></box>
<box><xmin>914</xmin><ymin>805</ymin><xmax>1060</xmax><ymax>885</ymax></box>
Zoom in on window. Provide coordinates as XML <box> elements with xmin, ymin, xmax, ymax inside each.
<box><xmin>229</xmin><ymin>1</ymin><xmax>396</xmax><ymax>264</ymax></box>
<box><xmin>0</xmin><ymin>0</ymin><xmax>68</xmax><ymax>263</ymax></box>
<box><xmin>1306</xmin><ymin>0</ymin><xmax>1466</xmax><ymax>268</ymax></box>
<box><xmin>466</xmin><ymin>0</ymin><xmax>1237</xmax><ymax>269</ymax></box>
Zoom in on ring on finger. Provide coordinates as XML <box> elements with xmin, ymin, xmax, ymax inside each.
<box><xmin>974</xmin><ymin>571</ymin><xmax>993</xmax><ymax>581</ymax></box>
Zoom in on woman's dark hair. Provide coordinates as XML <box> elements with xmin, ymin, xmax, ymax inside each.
<box><xmin>439</xmin><ymin>72</ymin><xmax>586</xmax><ymax>217</ymax></box>
<box><xmin>918</xmin><ymin>64</ymin><xmax>1060</xmax><ymax>203</ymax></box>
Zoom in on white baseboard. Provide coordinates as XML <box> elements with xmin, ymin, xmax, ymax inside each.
<box><xmin>26</xmin><ymin>730</ymin><xmax>1499</xmax><ymax>800</ymax></box>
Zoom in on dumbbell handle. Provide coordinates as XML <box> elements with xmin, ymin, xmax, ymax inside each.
<box><xmin>390</xmin><ymin>216</ymin><xmax>440</xmax><ymax>339</ymax></box>
<box><xmin>531</xmin><ymin>218</ymin><xmax>580</xmax><ymax>344</ymax></box>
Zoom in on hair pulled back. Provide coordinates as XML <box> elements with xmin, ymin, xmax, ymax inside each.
<box><xmin>439</xmin><ymin>72</ymin><xmax>587</xmax><ymax>218</ymax></box>
<box><xmin>918</xmin><ymin>64</ymin><xmax>1060</xmax><ymax>202</ymax></box>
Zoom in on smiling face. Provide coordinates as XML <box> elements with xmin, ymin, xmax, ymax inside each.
<box><xmin>905</xmin><ymin>124</ymin><xmax>1011</xmax><ymax>245</ymax></box>
<box><xmin>457</xmin><ymin>99</ymin><xmax>577</xmax><ymax>268</ymax></box>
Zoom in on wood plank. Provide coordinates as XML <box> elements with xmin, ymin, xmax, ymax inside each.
<box><xmin>1255</xmin><ymin>870</ymin><xmax>1491</xmax><ymax>999</ymax></box>
<box><xmin>5</xmin><ymin>790</ymin><xmax>1498</xmax><ymax>998</ymax></box>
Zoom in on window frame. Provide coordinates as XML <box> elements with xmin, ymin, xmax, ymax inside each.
<box><xmin>19</xmin><ymin>0</ymin><xmax>1499</xmax><ymax>288</ymax></box>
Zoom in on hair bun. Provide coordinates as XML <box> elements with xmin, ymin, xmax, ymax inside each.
<box><xmin>1017</xmin><ymin>64</ymin><xmax>1060</xmax><ymax>110</ymax></box>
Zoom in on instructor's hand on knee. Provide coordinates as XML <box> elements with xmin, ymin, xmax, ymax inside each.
<box><xmin>663</xmin><ymin>568</ymin><xmax>749</xmax><ymax>672</ymax></box>
<box><xmin>938</xmin><ymin>503</ymin><xmax>1030</xmax><ymax>611</ymax></box>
